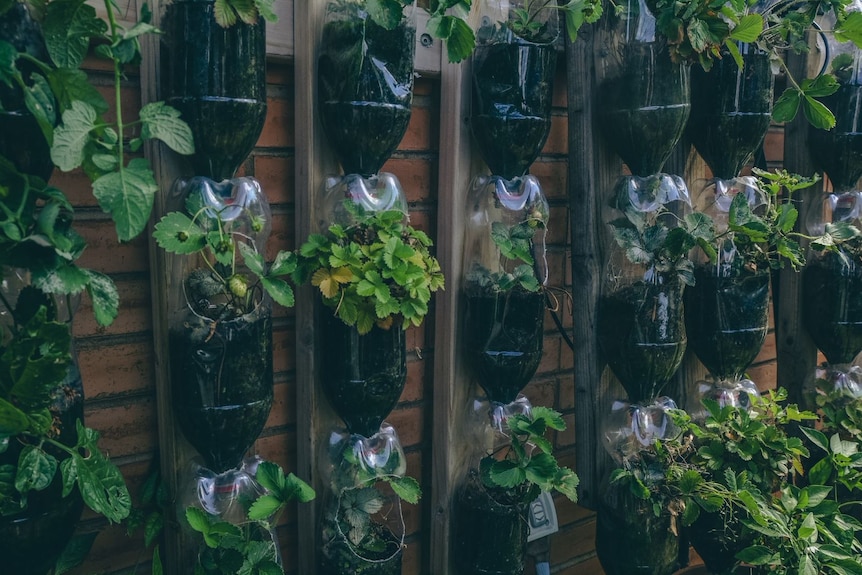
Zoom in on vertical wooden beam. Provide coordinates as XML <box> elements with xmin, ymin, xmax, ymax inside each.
<box><xmin>294</xmin><ymin>1</ymin><xmax>338</xmax><ymax>573</ymax></box>
<box><xmin>429</xmin><ymin>33</ymin><xmax>481</xmax><ymax>575</ymax></box>
<box><xmin>776</xmin><ymin>49</ymin><xmax>820</xmax><ymax>402</ymax></box>
<box><xmin>566</xmin><ymin>27</ymin><xmax>601</xmax><ymax>509</ymax></box>
<box><xmin>139</xmin><ymin>1</ymin><xmax>196</xmax><ymax>572</ymax></box>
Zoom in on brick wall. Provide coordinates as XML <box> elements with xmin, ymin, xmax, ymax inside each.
<box><xmin>65</xmin><ymin>54</ymin><xmax>783</xmax><ymax>575</ymax></box>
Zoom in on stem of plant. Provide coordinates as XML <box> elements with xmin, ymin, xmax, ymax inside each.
<box><xmin>103</xmin><ymin>0</ymin><xmax>125</xmax><ymax>177</ymax></box>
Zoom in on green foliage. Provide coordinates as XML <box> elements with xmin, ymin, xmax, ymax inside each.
<box><xmin>154</xmin><ymin>202</ymin><xmax>297</xmax><ymax>320</ymax></box>
<box><xmin>480</xmin><ymin>406</ymin><xmax>579</xmax><ymax>504</ymax></box>
<box><xmin>466</xmin><ymin>212</ymin><xmax>546</xmax><ymax>293</ymax></box>
<box><xmin>505</xmin><ymin>0</ymin><xmax>603</xmax><ymax>43</ymax></box>
<box><xmin>295</xmin><ymin>201</ymin><xmax>444</xmax><ymax>334</ymax></box>
<box><xmin>737</xmin><ymin>484</ymin><xmax>862</xmax><ymax>574</ymax></box>
<box><xmin>212</xmin><ymin>0</ymin><xmax>276</xmax><ymax>28</ymax></box>
<box><xmin>0</xmin><ymin>0</ymin><xmax>194</xmax><ymax>241</ymax></box>
<box><xmin>184</xmin><ymin>462</ymin><xmax>314</xmax><ymax>575</ymax></box>
<box><xmin>0</xmin><ymin>308</ymin><xmax>131</xmax><ymax>521</ymax></box>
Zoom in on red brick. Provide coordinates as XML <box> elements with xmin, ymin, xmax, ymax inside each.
<box><xmin>258</xmin><ymin>96</ymin><xmax>295</xmax><ymax>148</ymax></box>
<box><xmin>266</xmin><ymin>62</ymin><xmax>293</xmax><ymax>86</ymax></box>
<box><xmin>78</xmin><ymin>341</ymin><xmax>154</xmax><ymax>399</ymax></box>
<box><xmin>273</xmin><ymin>326</ymin><xmax>296</xmax><ymax>374</ymax></box>
<box><xmin>400</xmin><ymin>106</ymin><xmax>433</xmax><ymax>151</ymax></box>
<box><xmin>542</xmin><ymin>114</ymin><xmax>568</xmax><ymax>155</ymax></box>
<box><xmin>76</xmin><ymin>220</ymin><xmax>150</xmax><ymax>274</ymax></box>
<box><xmin>73</xmin><ymin>276</ymin><xmax>153</xmax><ymax>338</ymax></box>
<box><xmin>547</xmin><ymin>205</ymin><xmax>569</xmax><ymax>245</ymax></box>
<box><xmin>264</xmin><ymin>381</ymin><xmax>296</xmax><ymax>429</ymax></box>
<box><xmin>255</xmin><ymin>154</ymin><xmax>295</xmax><ymax>205</ymax></box>
<box><xmin>386</xmin><ymin>406</ymin><xmax>424</xmax><ymax>448</ymax></box>
<box><xmin>530</xmin><ymin>159</ymin><xmax>568</xmax><ymax>200</ymax></box>
<box><xmin>402</xmin><ymin>358</ymin><xmax>426</xmax><ymax>403</ymax></box>
<box><xmin>381</xmin><ymin>157</ymin><xmax>434</xmax><ymax>203</ymax></box>
<box><xmin>83</xmin><ymin>398</ymin><xmax>157</xmax><ymax>458</ymax></box>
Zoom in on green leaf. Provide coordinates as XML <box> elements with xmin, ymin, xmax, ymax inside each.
<box><xmin>15</xmin><ymin>445</ymin><xmax>57</xmax><ymax>493</ymax></box>
<box><xmin>153</xmin><ymin>212</ymin><xmax>207</xmax><ymax>254</ymax></box>
<box><xmin>387</xmin><ymin>475</ymin><xmax>421</xmax><ymax>504</ymax></box>
<box><xmin>139</xmin><ymin>102</ymin><xmax>195</xmax><ymax>155</ymax></box>
<box><xmin>247</xmin><ymin>493</ymin><xmax>282</xmax><ymax>521</ymax></box>
<box><xmin>836</xmin><ymin>11</ymin><xmax>862</xmax><ymax>47</ymax></box>
<box><xmin>60</xmin><ymin>455</ymin><xmax>78</xmax><ymax>497</ymax></box>
<box><xmin>736</xmin><ymin>545</ymin><xmax>777</xmax><ymax>565</ymax></box>
<box><xmin>802</xmin><ymin>95</ymin><xmax>836</xmax><ymax>130</ymax></box>
<box><xmin>802</xmin><ymin>74</ymin><xmax>840</xmax><ymax>98</ymax></box>
<box><xmin>92</xmin><ymin>158</ymin><xmax>159</xmax><ymax>241</ymax></box>
<box><xmin>185</xmin><ymin>507</ymin><xmax>211</xmax><ymax>535</ymax></box>
<box><xmin>238</xmin><ymin>241</ymin><xmax>265</xmax><ymax>276</ymax></box>
<box><xmin>724</xmin><ymin>38</ymin><xmax>743</xmax><ymax>70</ymax></box>
<box><xmin>43</xmin><ymin>0</ymin><xmax>106</xmax><ymax>69</ymax></box>
<box><xmin>487</xmin><ymin>459</ymin><xmax>525</xmax><ymax>488</ymax></box>
<box><xmin>47</xmin><ymin>68</ymin><xmax>109</xmax><ymax>115</ymax></box>
<box><xmin>427</xmin><ymin>14</ymin><xmax>476</xmax><ymax>63</ymax></box>
<box><xmin>83</xmin><ymin>269</ymin><xmax>119</xmax><ymax>327</ymax></box>
<box><xmin>24</xmin><ymin>74</ymin><xmax>56</xmax><ymax>145</ymax></box>
<box><xmin>54</xmin><ymin>532</ymin><xmax>98</xmax><ymax>575</ymax></box>
<box><xmin>261</xmin><ymin>277</ymin><xmax>295</xmax><ymax>308</ymax></box>
<box><xmin>730</xmin><ymin>14</ymin><xmax>762</xmax><ymax>42</ymax></box>
<box><xmin>0</xmin><ymin>397</ymin><xmax>30</xmax><ymax>435</ymax></box>
<box><xmin>269</xmin><ymin>250</ymin><xmax>297</xmax><ymax>276</ymax></box>
<box><xmin>212</xmin><ymin>0</ymin><xmax>237</xmax><ymax>27</ymax></box>
<box><xmin>773</xmin><ymin>88</ymin><xmax>801</xmax><ymax>124</ymax></box>
<box><xmin>0</xmin><ymin>40</ymin><xmax>18</xmax><ymax>89</ymax></box>
<box><xmin>51</xmin><ymin>100</ymin><xmax>97</xmax><ymax>171</ymax></box>
<box><xmin>73</xmin><ymin>422</ymin><xmax>131</xmax><ymax>523</ymax></box>
<box><xmin>366</xmin><ymin>0</ymin><xmax>402</xmax><ymax>29</ymax></box>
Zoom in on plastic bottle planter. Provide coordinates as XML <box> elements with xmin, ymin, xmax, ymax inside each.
<box><xmin>809</xmin><ymin>87</ymin><xmax>862</xmax><ymax>192</ymax></box>
<box><xmin>320</xmin><ymin>312</ymin><xmax>408</xmax><ymax>438</ymax></box>
<box><xmin>318</xmin><ymin>2</ymin><xmax>415</xmax><ymax>177</ymax></box>
<box><xmin>471</xmin><ymin>0</ymin><xmax>558</xmax><ymax>179</ymax></box>
<box><xmin>686</xmin><ymin>508</ymin><xmax>756</xmax><ymax>575</ymax></box>
<box><xmin>595</xmin><ymin>479</ymin><xmax>680</xmax><ymax>575</ymax></box>
<box><xmin>319</xmin><ymin>427</ymin><xmax>407</xmax><ymax>575</ymax></box>
<box><xmin>161</xmin><ymin>0</ymin><xmax>266</xmax><ymax>181</ymax></box>
<box><xmin>803</xmin><ymin>251</ymin><xmax>862</xmax><ymax>365</ymax></box>
<box><xmin>167</xmin><ymin>177</ymin><xmax>274</xmax><ymax>473</ymax></box>
<box><xmin>685</xmin><ymin>268</ymin><xmax>770</xmax><ymax>381</ymax></box>
<box><xmin>688</xmin><ymin>45</ymin><xmax>774</xmax><ymax>180</ymax></box>
<box><xmin>597</xmin><ymin>280</ymin><xmax>687</xmax><ymax>403</ymax></box>
<box><xmin>0</xmin><ymin>270</ymin><xmax>84</xmax><ymax>574</ymax></box>
<box><xmin>0</xmin><ymin>4</ymin><xmax>54</xmax><ymax>180</ymax></box>
<box><xmin>596</xmin><ymin>0</ymin><xmax>690</xmax><ymax>177</ymax></box>
<box><xmin>452</xmin><ymin>471</ymin><xmax>530</xmax><ymax>575</ymax></box>
<box><xmin>463</xmin><ymin>176</ymin><xmax>549</xmax><ymax>404</ymax></box>
<box><xmin>179</xmin><ymin>458</ymin><xmax>283</xmax><ymax>574</ymax></box>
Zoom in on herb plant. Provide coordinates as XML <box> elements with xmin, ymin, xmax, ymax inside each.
<box><xmin>212</xmin><ymin>0</ymin><xmax>276</xmax><ymax>28</ymax></box>
<box><xmin>328</xmin><ymin>0</ymin><xmax>476</xmax><ymax>63</ymax></box>
<box><xmin>505</xmin><ymin>0</ymin><xmax>603</xmax><ymax>43</ymax></box>
<box><xmin>479</xmin><ymin>406</ymin><xmax>579</xmax><ymax>504</ymax></box>
<box><xmin>0</xmin><ymin>0</ymin><xmax>195</xmax><ymax>242</ymax></box>
<box><xmin>153</xmin><ymin>197</ymin><xmax>298</xmax><ymax>320</ymax></box>
<box><xmin>185</xmin><ymin>461</ymin><xmax>315</xmax><ymax>575</ymax></box>
<box><xmin>465</xmin><ymin>215</ymin><xmax>546</xmax><ymax>294</ymax></box>
<box><xmin>295</xmin><ymin>202</ymin><xmax>444</xmax><ymax>335</ymax></box>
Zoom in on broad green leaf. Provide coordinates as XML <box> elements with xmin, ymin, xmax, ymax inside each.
<box><xmin>54</xmin><ymin>532</ymin><xmax>98</xmax><ymax>575</ymax></box>
<box><xmin>83</xmin><ymin>269</ymin><xmax>119</xmax><ymax>327</ymax></box>
<box><xmin>152</xmin><ymin>546</ymin><xmax>163</xmax><ymax>575</ymax></box>
<box><xmin>802</xmin><ymin>74</ymin><xmax>840</xmax><ymax>98</ymax></box>
<box><xmin>427</xmin><ymin>14</ymin><xmax>476</xmax><ymax>63</ymax></box>
<box><xmin>24</xmin><ymin>74</ymin><xmax>56</xmax><ymax>145</ymax></box>
<box><xmin>730</xmin><ymin>14</ymin><xmax>762</xmax><ymax>42</ymax></box>
<box><xmin>532</xmin><ymin>406</ymin><xmax>566</xmax><ymax>431</ymax></box>
<box><xmin>15</xmin><ymin>445</ymin><xmax>57</xmax><ymax>493</ymax></box>
<box><xmin>73</xmin><ymin>429</ymin><xmax>131</xmax><ymax>523</ymax></box>
<box><xmin>139</xmin><ymin>102</ymin><xmax>195</xmax><ymax>155</ymax></box>
<box><xmin>212</xmin><ymin>0</ymin><xmax>237</xmax><ymax>26</ymax></box>
<box><xmin>0</xmin><ymin>40</ymin><xmax>18</xmax><ymax>89</ymax></box>
<box><xmin>43</xmin><ymin>0</ymin><xmax>106</xmax><ymax>69</ymax></box>
<box><xmin>488</xmin><ymin>459</ymin><xmax>526</xmax><ymax>488</ymax></box>
<box><xmin>524</xmin><ymin>452</ymin><xmax>559</xmax><ymax>486</ymax></box>
<box><xmin>60</xmin><ymin>452</ymin><xmax>78</xmax><ymax>497</ymax></box>
<box><xmin>366</xmin><ymin>0</ymin><xmax>403</xmax><ymax>29</ymax></box>
<box><xmin>92</xmin><ymin>158</ymin><xmax>159</xmax><ymax>241</ymax></box>
<box><xmin>91</xmin><ymin>153</ymin><xmax>118</xmax><ymax>172</ymax></box>
<box><xmin>153</xmin><ymin>212</ymin><xmax>207</xmax><ymax>254</ymax></box>
<box><xmin>802</xmin><ymin>95</ymin><xmax>836</xmax><ymax>130</ymax></box>
<box><xmin>51</xmin><ymin>100</ymin><xmax>97</xmax><ymax>171</ymax></box>
<box><xmin>269</xmin><ymin>250</ymin><xmax>297</xmax><ymax>276</ymax></box>
<box><xmin>238</xmin><ymin>241</ymin><xmax>265</xmax><ymax>276</ymax></box>
<box><xmin>687</xmin><ymin>18</ymin><xmax>710</xmax><ymax>53</ymax></box>
<box><xmin>261</xmin><ymin>277</ymin><xmax>295</xmax><ymax>308</ymax></box>
<box><xmin>0</xmin><ymin>397</ymin><xmax>30</xmax><ymax>434</ymax></box>
<box><xmin>725</xmin><ymin>38</ymin><xmax>743</xmax><ymax>70</ymax></box>
<box><xmin>47</xmin><ymin>68</ymin><xmax>109</xmax><ymax>115</ymax></box>
<box><xmin>736</xmin><ymin>545</ymin><xmax>776</xmax><ymax>565</ymax></box>
<box><xmin>772</xmin><ymin>88</ymin><xmax>801</xmax><ymax>124</ymax></box>
<box><xmin>387</xmin><ymin>475</ymin><xmax>421</xmax><ymax>504</ymax></box>
<box><xmin>32</xmin><ymin>263</ymin><xmax>89</xmax><ymax>295</ymax></box>
<box><xmin>247</xmin><ymin>493</ymin><xmax>282</xmax><ymax>521</ymax></box>
<box><xmin>836</xmin><ymin>11</ymin><xmax>862</xmax><ymax>48</ymax></box>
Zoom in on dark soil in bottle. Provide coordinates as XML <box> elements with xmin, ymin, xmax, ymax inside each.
<box><xmin>688</xmin><ymin>50</ymin><xmax>773</xmax><ymax>179</ymax></box>
<box><xmin>597</xmin><ymin>282</ymin><xmax>687</xmax><ymax>402</ymax></box>
<box><xmin>687</xmin><ymin>508</ymin><xmax>754</xmax><ymax>575</ymax></box>
<box><xmin>161</xmin><ymin>0</ymin><xmax>267</xmax><ymax>180</ymax></box>
<box><xmin>171</xmin><ymin>310</ymin><xmax>273</xmax><ymax>473</ymax></box>
<box><xmin>803</xmin><ymin>254</ymin><xmax>862</xmax><ymax>365</ymax></box>
<box><xmin>320</xmin><ymin>522</ymin><xmax>402</xmax><ymax>575</ymax></box>
<box><xmin>809</xmin><ymin>84</ymin><xmax>862</xmax><ymax>190</ymax></box>
<box><xmin>685</xmin><ymin>269</ymin><xmax>769</xmax><ymax>380</ymax></box>
<box><xmin>0</xmin><ymin>4</ymin><xmax>54</xmax><ymax>180</ymax></box>
<box><xmin>471</xmin><ymin>42</ymin><xmax>557</xmax><ymax>179</ymax></box>
<box><xmin>318</xmin><ymin>18</ymin><xmax>415</xmax><ymax>176</ymax></box>
<box><xmin>453</xmin><ymin>474</ymin><xmax>529</xmax><ymax>575</ymax></box>
<box><xmin>464</xmin><ymin>288</ymin><xmax>545</xmax><ymax>404</ymax></box>
<box><xmin>598</xmin><ymin>42</ymin><xmax>690</xmax><ymax>177</ymax></box>
<box><xmin>596</xmin><ymin>481</ymin><xmax>681</xmax><ymax>575</ymax></box>
<box><xmin>0</xmin><ymin>363</ymin><xmax>85</xmax><ymax>575</ymax></box>
<box><xmin>320</xmin><ymin>313</ymin><xmax>407</xmax><ymax>437</ymax></box>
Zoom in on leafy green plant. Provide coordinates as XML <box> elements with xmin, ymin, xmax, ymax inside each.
<box><xmin>321</xmin><ymin>437</ymin><xmax>420</xmax><ymax>563</ymax></box>
<box><xmin>0</xmin><ymin>0</ymin><xmax>195</xmax><ymax>242</ymax></box>
<box><xmin>736</xmin><ymin>483</ymin><xmax>862</xmax><ymax>575</ymax></box>
<box><xmin>706</xmin><ymin>169</ymin><xmax>817</xmax><ymax>275</ymax></box>
<box><xmin>465</xmin><ymin>214</ymin><xmax>546</xmax><ymax>293</ymax></box>
<box><xmin>505</xmin><ymin>0</ymin><xmax>603</xmax><ymax>43</ymax></box>
<box><xmin>211</xmin><ymin>0</ymin><xmax>276</xmax><ymax>28</ymax></box>
<box><xmin>0</xmin><ymin>306</ymin><xmax>130</xmax><ymax>523</ymax></box>
<box><xmin>153</xmin><ymin>197</ymin><xmax>297</xmax><ymax>320</ymax></box>
<box><xmin>295</xmin><ymin>201</ymin><xmax>444</xmax><ymax>335</ymax></box>
<box><xmin>479</xmin><ymin>406</ymin><xmax>579</xmax><ymax>504</ymax></box>
<box><xmin>184</xmin><ymin>461</ymin><xmax>315</xmax><ymax>575</ymax></box>
<box><xmin>328</xmin><ymin>0</ymin><xmax>476</xmax><ymax>63</ymax></box>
